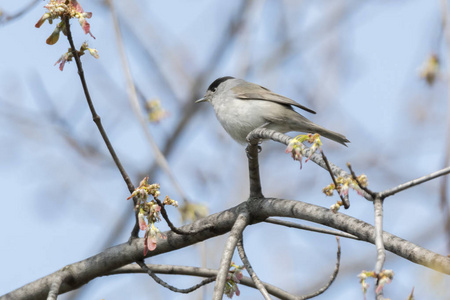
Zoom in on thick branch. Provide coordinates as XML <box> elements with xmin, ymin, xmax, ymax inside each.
<box><xmin>4</xmin><ymin>199</ymin><xmax>449</xmax><ymax>299</ymax></box>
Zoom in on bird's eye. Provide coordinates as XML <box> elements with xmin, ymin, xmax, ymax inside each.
<box><xmin>211</xmin><ymin>87</ymin><xmax>217</xmax><ymax>92</ymax></box>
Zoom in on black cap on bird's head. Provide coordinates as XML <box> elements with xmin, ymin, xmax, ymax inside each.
<box><xmin>196</xmin><ymin>76</ymin><xmax>235</xmax><ymax>103</ymax></box>
<box><xmin>207</xmin><ymin>76</ymin><xmax>235</xmax><ymax>93</ymax></box>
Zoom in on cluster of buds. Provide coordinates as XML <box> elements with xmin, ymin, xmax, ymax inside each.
<box><xmin>224</xmin><ymin>263</ymin><xmax>245</xmax><ymax>298</ymax></box>
<box><xmin>323</xmin><ymin>174</ymin><xmax>368</xmax><ymax>212</ymax></box>
<box><xmin>358</xmin><ymin>269</ymin><xmax>394</xmax><ymax>298</ymax></box>
<box><xmin>285</xmin><ymin>133</ymin><xmax>322</xmax><ymax>168</ymax></box>
<box><xmin>146</xmin><ymin>99</ymin><xmax>168</xmax><ymax>123</ymax></box>
<box><xmin>54</xmin><ymin>42</ymin><xmax>98</xmax><ymax>71</ymax></box>
<box><xmin>35</xmin><ymin>0</ymin><xmax>94</xmax><ymax>45</ymax></box>
<box><xmin>127</xmin><ymin>177</ymin><xmax>178</xmax><ymax>255</ymax></box>
<box><xmin>419</xmin><ymin>54</ymin><xmax>439</xmax><ymax>86</ymax></box>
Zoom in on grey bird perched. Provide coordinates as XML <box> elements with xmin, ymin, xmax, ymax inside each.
<box><xmin>196</xmin><ymin>76</ymin><xmax>349</xmax><ymax>146</ymax></box>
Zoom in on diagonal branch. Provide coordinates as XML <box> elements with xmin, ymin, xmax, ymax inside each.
<box><xmin>46</xmin><ymin>272</ymin><xmax>66</xmax><ymax>300</ymax></box>
<box><xmin>213</xmin><ymin>210</ymin><xmax>250</xmax><ymax>300</ymax></box>
<box><xmin>63</xmin><ymin>17</ymin><xmax>135</xmax><ymax>195</ymax></box>
<box><xmin>264</xmin><ymin>218</ymin><xmax>359</xmax><ymax>240</ymax></box>
<box><xmin>321</xmin><ymin>150</ymin><xmax>350</xmax><ymax>208</ymax></box>
<box><xmin>237</xmin><ymin>238</ymin><xmax>272</xmax><ymax>300</ymax></box>
<box><xmin>0</xmin><ymin>0</ymin><xmax>40</xmax><ymax>25</ymax></box>
<box><xmin>379</xmin><ymin>165</ymin><xmax>450</xmax><ymax>198</ymax></box>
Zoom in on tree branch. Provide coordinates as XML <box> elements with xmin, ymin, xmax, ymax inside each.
<box><xmin>213</xmin><ymin>210</ymin><xmax>250</xmax><ymax>300</ymax></box>
<box><xmin>237</xmin><ymin>238</ymin><xmax>272</xmax><ymax>300</ymax></box>
<box><xmin>300</xmin><ymin>237</ymin><xmax>341</xmax><ymax>300</ymax></box>
<box><xmin>264</xmin><ymin>218</ymin><xmax>360</xmax><ymax>240</ymax></box>
<box><xmin>379</xmin><ymin>165</ymin><xmax>450</xmax><ymax>199</ymax></box>
<box><xmin>136</xmin><ymin>260</ymin><xmax>214</xmax><ymax>293</ymax></box>
<box><xmin>63</xmin><ymin>17</ymin><xmax>135</xmax><ymax>195</ymax></box>
<box><xmin>109</xmin><ymin>264</ymin><xmax>297</xmax><ymax>300</ymax></box>
<box><xmin>4</xmin><ymin>198</ymin><xmax>449</xmax><ymax>299</ymax></box>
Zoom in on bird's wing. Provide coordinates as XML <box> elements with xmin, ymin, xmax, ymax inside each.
<box><xmin>232</xmin><ymin>83</ymin><xmax>316</xmax><ymax>114</ymax></box>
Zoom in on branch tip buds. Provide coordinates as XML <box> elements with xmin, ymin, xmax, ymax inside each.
<box><xmin>224</xmin><ymin>263</ymin><xmax>245</xmax><ymax>298</ymax></box>
<box><xmin>323</xmin><ymin>174</ymin><xmax>368</xmax><ymax>212</ymax></box>
<box><xmin>419</xmin><ymin>54</ymin><xmax>439</xmax><ymax>86</ymax></box>
<box><xmin>54</xmin><ymin>42</ymin><xmax>98</xmax><ymax>71</ymax></box>
<box><xmin>128</xmin><ymin>177</ymin><xmax>178</xmax><ymax>254</ymax></box>
<box><xmin>358</xmin><ymin>269</ymin><xmax>394</xmax><ymax>298</ymax></box>
<box><xmin>285</xmin><ymin>133</ymin><xmax>322</xmax><ymax>168</ymax></box>
<box><xmin>146</xmin><ymin>99</ymin><xmax>168</xmax><ymax>123</ymax></box>
<box><xmin>36</xmin><ymin>0</ymin><xmax>95</xmax><ymax>45</ymax></box>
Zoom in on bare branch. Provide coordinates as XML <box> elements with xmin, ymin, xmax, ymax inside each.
<box><xmin>46</xmin><ymin>273</ymin><xmax>65</xmax><ymax>300</ymax></box>
<box><xmin>237</xmin><ymin>238</ymin><xmax>272</xmax><ymax>300</ymax></box>
<box><xmin>63</xmin><ymin>17</ymin><xmax>135</xmax><ymax>194</ymax></box>
<box><xmin>4</xmin><ymin>199</ymin><xmax>449</xmax><ymax>299</ymax></box>
<box><xmin>0</xmin><ymin>0</ymin><xmax>40</xmax><ymax>25</ymax></box>
<box><xmin>379</xmin><ymin>165</ymin><xmax>450</xmax><ymax>199</ymax></box>
<box><xmin>136</xmin><ymin>260</ymin><xmax>214</xmax><ymax>293</ymax></box>
<box><xmin>110</xmin><ymin>264</ymin><xmax>297</xmax><ymax>300</ymax></box>
<box><xmin>300</xmin><ymin>237</ymin><xmax>341</xmax><ymax>300</ymax></box>
<box><xmin>373</xmin><ymin>197</ymin><xmax>386</xmax><ymax>299</ymax></box>
<box><xmin>62</xmin><ymin>17</ymin><xmax>140</xmax><ymax>237</ymax></box>
<box><xmin>264</xmin><ymin>218</ymin><xmax>360</xmax><ymax>240</ymax></box>
<box><xmin>213</xmin><ymin>211</ymin><xmax>250</xmax><ymax>300</ymax></box>
<box><xmin>245</xmin><ymin>136</ymin><xmax>264</xmax><ymax>198</ymax></box>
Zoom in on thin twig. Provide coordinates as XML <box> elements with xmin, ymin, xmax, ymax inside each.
<box><xmin>236</xmin><ymin>238</ymin><xmax>272</xmax><ymax>300</ymax></box>
<box><xmin>110</xmin><ymin>263</ymin><xmax>297</xmax><ymax>300</ymax></box>
<box><xmin>63</xmin><ymin>17</ymin><xmax>135</xmax><ymax>194</ymax></box>
<box><xmin>321</xmin><ymin>150</ymin><xmax>349</xmax><ymax>208</ymax></box>
<box><xmin>300</xmin><ymin>237</ymin><xmax>341</xmax><ymax>300</ymax></box>
<box><xmin>213</xmin><ymin>211</ymin><xmax>250</xmax><ymax>300</ymax></box>
<box><xmin>136</xmin><ymin>260</ymin><xmax>215</xmax><ymax>293</ymax></box>
<box><xmin>0</xmin><ymin>0</ymin><xmax>40</xmax><ymax>24</ymax></box>
<box><xmin>265</xmin><ymin>218</ymin><xmax>360</xmax><ymax>240</ymax></box>
<box><xmin>379</xmin><ymin>165</ymin><xmax>450</xmax><ymax>199</ymax></box>
<box><xmin>63</xmin><ymin>17</ymin><xmax>139</xmax><ymax>237</ymax></box>
<box><xmin>347</xmin><ymin>162</ymin><xmax>377</xmax><ymax>199</ymax></box>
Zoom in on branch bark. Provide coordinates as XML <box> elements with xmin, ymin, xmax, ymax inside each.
<box><xmin>4</xmin><ymin>198</ymin><xmax>449</xmax><ymax>300</ymax></box>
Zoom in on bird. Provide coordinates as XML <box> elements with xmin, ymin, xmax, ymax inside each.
<box><xmin>196</xmin><ymin>76</ymin><xmax>349</xmax><ymax>146</ymax></box>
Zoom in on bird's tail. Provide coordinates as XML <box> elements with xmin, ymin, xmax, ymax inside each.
<box><xmin>306</xmin><ymin>123</ymin><xmax>350</xmax><ymax>146</ymax></box>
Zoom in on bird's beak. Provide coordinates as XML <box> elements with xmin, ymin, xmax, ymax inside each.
<box><xmin>195</xmin><ymin>97</ymin><xmax>208</xmax><ymax>103</ymax></box>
